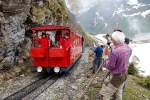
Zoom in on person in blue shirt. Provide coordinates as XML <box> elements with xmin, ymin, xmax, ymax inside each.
<box><xmin>92</xmin><ymin>44</ymin><xmax>104</xmax><ymax>73</ymax></box>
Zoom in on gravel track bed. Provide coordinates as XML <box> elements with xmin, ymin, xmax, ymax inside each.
<box><xmin>0</xmin><ymin>73</ymin><xmax>39</xmax><ymax>99</ymax></box>
<box><xmin>0</xmin><ymin>48</ymin><xmax>105</xmax><ymax>100</ymax></box>
<box><xmin>34</xmin><ymin>48</ymin><xmax>105</xmax><ymax>100</ymax></box>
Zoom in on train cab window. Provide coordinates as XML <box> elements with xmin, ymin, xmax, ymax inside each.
<box><xmin>32</xmin><ymin>31</ymin><xmax>39</xmax><ymax>47</ymax></box>
<box><xmin>59</xmin><ymin>30</ymin><xmax>71</xmax><ymax>49</ymax></box>
<box><xmin>77</xmin><ymin>37</ymin><xmax>79</xmax><ymax>46</ymax></box>
<box><xmin>47</xmin><ymin>31</ymin><xmax>55</xmax><ymax>47</ymax></box>
<box><xmin>0</xmin><ymin>25</ymin><xmax>2</xmax><ymax>37</ymax></box>
<box><xmin>55</xmin><ymin>31</ymin><xmax>62</xmax><ymax>47</ymax></box>
<box><xmin>32</xmin><ymin>31</ymin><xmax>50</xmax><ymax>48</ymax></box>
<box><xmin>39</xmin><ymin>32</ymin><xmax>50</xmax><ymax>48</ymax></box>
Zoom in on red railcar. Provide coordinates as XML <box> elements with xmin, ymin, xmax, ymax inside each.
<box><xmin>31</xmin><ymin>25</ymin><xmax>82</xmax><ymax>73</ymax></box>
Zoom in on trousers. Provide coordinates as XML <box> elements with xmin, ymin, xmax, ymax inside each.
<box><xmin>92</xmin><ymin>57</ymin><xmax>102</xmax><ymax>73</ymax></box>
<box><xmin>99</xmin><ymin>73</ymin><xmax>127</xmax><ymax>100</ymax></box>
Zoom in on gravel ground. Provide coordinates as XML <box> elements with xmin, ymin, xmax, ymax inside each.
<box><xmin>34</xmin><ymin>48</ymin><xmax>106</xmax><ymax>100</ymax></box>
<box><xmin>0</xmin><ymin>73</ymin><xmax>39</xmax><ymax>99</ymax></box>
<box><xmin>0</xmin><ymin>48</ymin><xmax>105</xmax><ymax>100</ymax></box>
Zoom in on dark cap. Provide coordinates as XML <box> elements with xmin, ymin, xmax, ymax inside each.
<box><xmin>114</xmin><ymin>29</ymin><xmax>122</xmax><ymax>32</ymax></box>
<box><xmin>125</xmin><ymin>37</ymin><xmax>130</xmax><ymax>44</ymax></box>
<box><xmin>42</xmin><ymin>32</ymin><xmax>46</xmax><ymax>36</ymax></box>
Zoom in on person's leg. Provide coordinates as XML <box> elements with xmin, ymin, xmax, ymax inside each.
<box><xmin>98</xmin><ymin>57</ymin><xmax>103</xmax><ymax>71</ymax></box>
<box><xmin>99</xmin><ymin>83</ymin><xmax>117</xmax><ymax>100</ymax></box>
<box><xmin>92</xmin><ymin>57</ymin><xmax>96</xmax><ymax>73</ymax></box>
<box><xmin>97</xmin><ymin>58</ymin><xmax>100</xmax><ymax>68</ymax></box>
<box><xmin>114</xmin><ymin>82</ymin><xmax>125</xmax><ymax>100</ymax></box>
<box><xmin>91</xmin><ymin>57</ymin><xmax>95</xmax><ymax>68</ymax></box>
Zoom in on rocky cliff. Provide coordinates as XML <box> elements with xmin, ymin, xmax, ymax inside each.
<box><xmin>0</xmin><ymin>0</ymin><xmax>76</xmax><ymax>70</ymax></box>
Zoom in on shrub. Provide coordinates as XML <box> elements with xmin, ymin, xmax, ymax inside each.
<box><xmin>134</xmin><ymin>75</ymin><xmax>150</xmax><ymax>90</ymax></box>
<box><xmin>128</xmin><ymin>63</ymin><xmax>138</xmax><ymax>75</ymax></box>
<box><xmin>144</xmin><ymin>76</ymin><xmax>150</xmax><ymax>89</ymax></box>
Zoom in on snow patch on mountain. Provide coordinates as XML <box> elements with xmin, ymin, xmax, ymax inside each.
<box><xmin>130</xmin><ymin>43</ymin><xmax>150</xmax><ymax>76</ymax></box>
<box><xmin>127</xmin><ymin>0</ymin><xmax>139</xmax><ymax>5</ymax></box>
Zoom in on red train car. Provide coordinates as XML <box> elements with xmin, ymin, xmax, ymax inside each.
<box><xmin>31</xmin><ymin>25</ymin><xmax>82</xmax><ymax>73</ymax></box>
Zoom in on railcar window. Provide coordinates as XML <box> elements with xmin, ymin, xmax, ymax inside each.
<box><xmin>62</xmin><ymin>31</ymin><xmax>65</xmax><ymax>38</ymax></box>
<box><xmin>76</xmin><ymin>37</ymin><xmax>77</xmax><ymax>44</ymax></box>
<box><xmin>78</xmin><ymin>37</ymin><xmax>79</xmax><ymax>45</ymax></box>
<box><xmin>50</xmin><ymin>31</ymin><xmax>56</xmax><ymax>47</ymax></box>
<box><xmin>55</xmin><ymin>31</ymin><xmax>62</xmax><ymax>47</ymax></box>
<box><xmin>32</xmin><ymin>30</ymin><xmax>73</xmax><ymax>48</ymax></box>
<box><xmin>37</xmin><ymin>31</ymin><xmax>41</xmax><ymax>38</ymax></box>
<box><xmin>75</xmin><ymin>39</ymin><xmax>77</xmax><ymax>46</ymax></box>
<box><xmin>0</xmin><ymin>25</ymin><xmax>2</xmax><ymax>37</ymax></box>
<box><xmin>0</xmin><ymin>32</ymin><xmax>2</xmax><ymax>37</ymax></box>
<box><xmin>33</xmin><ymin>33</ymin><xmax>37</xmax><ymax>47</ymax></box>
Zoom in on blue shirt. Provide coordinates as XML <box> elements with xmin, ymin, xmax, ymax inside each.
<box><xmin>94</xmin><ymin>46</ymin><xmax>103</xmax><ymax>58</ymax></box>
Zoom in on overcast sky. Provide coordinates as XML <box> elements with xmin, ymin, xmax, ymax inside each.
<box><xmin>65</xmin><ymin>0</ymin><xmax>141</xmax><ymax>14</ymax></box>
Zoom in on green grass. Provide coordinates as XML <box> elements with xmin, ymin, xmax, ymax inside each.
<box><xmin>85</xmin><ymin>72</ymin><xmax>150</xmax><ymax>100</ymax></box>
<box><xmin>87</xmin><ymin>75</ymin><xmax>150</xmax><ymax>100</ymax></box>
<box><xmin>134</xmin><ymin>75</ymin><xmax>150</xmax><ymax>90</ymax></box>
<box><xmin>123</xmin><ymin>76</ymin><xmax>150</xmax><ymax>100</ymax></box>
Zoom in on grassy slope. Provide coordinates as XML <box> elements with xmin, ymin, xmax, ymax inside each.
<box><xmin>86</xmin><ymin>74</ymin><xmax>150</xmax><ymax>100</ymax></box>
<box><xmin>123</xmin><ymin>75</ymin><xmax>150</xmax><ymax>100</ymax></box>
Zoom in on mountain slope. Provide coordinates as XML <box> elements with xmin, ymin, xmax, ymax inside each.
<box><xmin>74</xmin><ymin>0</ymin><xmax>150</xmax><ymax>38</ymax></box>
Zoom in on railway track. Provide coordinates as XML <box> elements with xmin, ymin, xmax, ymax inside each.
<box><xmin>22</xmin><ymin>75</ymin><xmax>59</xmax><ymax>100</ymax></box>
<box><xmin>3</xmin><ymin>56</ymin><xmax>81</xmax><ymax>100</ymax></box>
<box><xmin>3</xmin><ymin>74</ymin><xmax>59</xmax><ymax>100</ymax></box>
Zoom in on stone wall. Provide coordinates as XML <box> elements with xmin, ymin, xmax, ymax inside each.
<box><xmin>0</xmin><ymin>0</ymin><xmax>70</xmax><ymax>70</ymax></box>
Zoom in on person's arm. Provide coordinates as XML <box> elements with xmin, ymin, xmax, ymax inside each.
<box><xmin>102</xmin><ymin>48</ymin><xmax>104</xmax><ymax>55</ymax></box>
<box><xmin>104</xmin><ymin>51</ymin><xmax>117</xmax><ymax>70</ymax></box>
<box><xmin>94</xmin><ymin>47</ymin><xmax>97</xmax><ymax>53</ymax></box>
<box><xmin>129</xmin><ymin>48</ymin><xmax>132</xmax><ymax>57</ymax></box>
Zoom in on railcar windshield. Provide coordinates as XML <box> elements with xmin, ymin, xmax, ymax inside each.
<box><xmin>32</xmin><ymin>30</ymin><xmax>70</xmax><ymax>48</ymax></box>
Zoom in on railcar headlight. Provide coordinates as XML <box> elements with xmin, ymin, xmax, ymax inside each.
<box><xmin>37</xmin><ymin>66</ymin><xmax>42</xmax><ymax>72</ymax></box>
<box><xmin>54</xmin><ymin>67</ymin><xmax>60</xmax><ymax>73</ymax></box>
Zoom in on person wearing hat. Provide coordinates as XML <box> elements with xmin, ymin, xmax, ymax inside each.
<box><xmin>39</xmin><ymin>32</ymin><xmax>50</xmax><ymax>48</ymax></box>
<box><xmin>99</xmin><ymin>30</ymin><xmax>132</xmax><ymax>100</ymax></box>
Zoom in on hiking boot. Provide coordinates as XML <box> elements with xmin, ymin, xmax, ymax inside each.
<box><xmin>90</xmin><ymin>67</ymin><xmax>93</xmax><ymax>70</ymax></box>
<box><xmin>97</xmin><ymin>94</ymin><xmax>103</xmax><ymax>100</ymax></box>
<box><xmin>92</xmin><ymin>69</ymin><xmax>95</xmax><ymax>74</ymax></box>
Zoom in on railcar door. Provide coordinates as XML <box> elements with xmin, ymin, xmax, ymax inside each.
<box><xmin>48</xmin><ymin>30</ymin><xmax>70</xmax><ymax>67</ymax></box>
<box><xmin>31</xmin><ymin>31</ymin><xmax>49</xmax><ymax>67</ymax></box>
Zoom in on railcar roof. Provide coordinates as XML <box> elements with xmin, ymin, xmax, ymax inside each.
<box><xmin>31</xmin><ymin>25</ymin><xmax>70</xmax><ymax>31</ymax></box>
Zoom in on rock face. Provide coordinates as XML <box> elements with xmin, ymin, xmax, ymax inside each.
<box><xmin>0</xmin><ymin>0</ymin><xmax>70</xmax><ymax>70</ymax></box>
<box><xmin>31</xmin><ymin>0</ymin><xmax>69</xmax><ymax>25</ymax></box>
<box><xmin>0</xmin><ymin>0</ymin><xmax>31</xmax><ymax>70</ymax></box>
